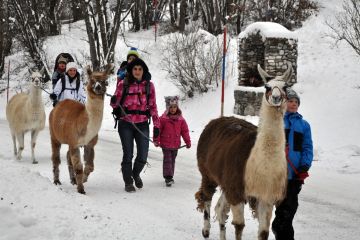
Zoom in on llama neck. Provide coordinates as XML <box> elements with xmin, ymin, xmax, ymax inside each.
<box><xmin>257</xmin><ymin>98</ymin><xmax>286</xmax><ymax>143</ymax></box>
<box><xmin>28</xmin><ymin>85</ymin><xmax>43</xmax><ymax>109</ymax></box>
<box><xmin>86</xmin><ymin>94</ymin><xmax>104</xmax><ymax>118</ymax></box>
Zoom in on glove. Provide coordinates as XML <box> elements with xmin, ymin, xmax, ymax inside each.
<box><xmin>110</xmin><ymin>95</ymin><xmax>117</xmax><ymax>104</ymax></box>
<box><xmin>186</xmin><ymin>143</ymin><xmax>191</xmax><ymax>149</ymax></box>
<box><xmin>112</xmin><ymin>107</ymin><xmax>122</xmax><ymax>116</ymax></box>
<box><xmin>50</xmin><ymin>93</ymin><xmax>57</xmax><ymax>100</ymax></box>
<box><xmin>296</xmin><ymin>166</ymin><xmax>309</xmax><ymax>184</ymax></box>
<box><xmin>153</xmin><ymin>127</ymin><xmax>160</xmax><ymax>138</ymax></box>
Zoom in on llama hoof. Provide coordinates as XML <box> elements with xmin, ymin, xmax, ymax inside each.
<box><xmin>32</xmin><ymin>160</ymin><xmax>38</xmax><ymax>164</ymax></box>
<box><xmin>70</xmin><ymin>178</ymin><xmax>76</xmax><ymax>185</ymax></box>
<box><xmin>54</xmin><ymin>180</ymin><xmax>62</xmax><ymax>185</ymax></box>
<box><xmin>202</xmin><ymin>229</ymin><xmax>210</xmax><ymax>238</ymax></box>
<box><xmin>78</xmin><ymin>189</ymin><xmax>86</xmax><ymax>194</ymax></box>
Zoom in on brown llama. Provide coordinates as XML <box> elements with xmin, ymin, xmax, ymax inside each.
<box><xmin>49</xmin><ymin>64</ymin><xmax>112</xmax><ymax>194</ymax></box>
<box><xmin>6</xmin><ymin>68</ymin><xmax>46</xmax><ymax>164</ymax></box>
<box><xmin>195</xmin><ymin>63</ymin><xmax>294</xmax><ymax>240</ymax></box>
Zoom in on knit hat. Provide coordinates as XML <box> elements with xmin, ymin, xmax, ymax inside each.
<box><xmin>286</xmin><ymin>88</ymin><xmax>300</xmax><ymax>105</ymax></box>
<box><xmin>66</xmin><ymin>62</ymin><xmax>78</xmax><ymax>72</ymax></box>
<box><xmin>127</xmin><ymin>58</ymin><xmax>149</xmax><ymax>77</ymax></box>
<box><xmin>127</xmin><ymin>47</ymin><xmax>140</xmax><ymax>61</ymax></box>
<box><xmin>58</xmin><ymin>55</ymin><xmax>68</xmax><ymax>64</ymax></box>
<box><xmin>165</xmin><ymin>96</ymin><xmax>180</xmax><ymax>110</ymax></box>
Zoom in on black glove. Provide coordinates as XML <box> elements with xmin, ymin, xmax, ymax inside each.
<box><xmin>153</xmin><ymin>127</ymin><xmax>160</xmax><ymax>138</ymax></box>
<box><xmin>112</xmin><ymin>107</ymin><xmax>122</xmax><ymax>117</ymax></box>
<box><xmin>110</xmin><ymin>95</ymin><xmax>117</xmax><ymax>104</ymax></box>
<box><xmin>50</xmin><ymin>93</ymin><xmax>57</xmax><ymax>100</ymax></box>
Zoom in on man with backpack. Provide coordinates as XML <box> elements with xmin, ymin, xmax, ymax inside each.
<box><xmin>50</xmin><ymin>62</ymin><xmax>86</xmax><ymax>106</ymax></box>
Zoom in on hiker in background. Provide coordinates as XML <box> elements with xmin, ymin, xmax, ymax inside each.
<box><xmin>117</xmin><ymin>47</ymin><xmax>140</xmax><ymax>81</ymax></box>
<box><xmin>156</xmin><ymin>96</ymin><xmax>191</xmax><ymax>187</ymax></box>
<box><xmin>110</xmin><ymin>58</ymin><xmax>160</xmax><ymax>193</ymax></box>
<box><xmin>50</xmin><ymin>62</ymin><xmax>86</xmax><ymax>106</ymax></box>
<box><xmin>272</xmin><ymin>88</ymin><xmax>313</xmax><ymax>240</ymax></box>
<box><xmin>52</xmin><ymin>55</ymin><xmax>67</xmax><ymax>89</ymax></box>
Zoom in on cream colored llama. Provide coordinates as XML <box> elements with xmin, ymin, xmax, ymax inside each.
<box><xmin>6</xmin><ymin>68</ymin><xmax>46</xmax><ymax>164</ymax></box>
<box><xmin>195</xmin><ymin>63</ymin><xmax>294</xmax><ymax>240</ymax></box>
<box><xmin>49</xmin><ymin>64</ymin><xmax>112</xmax><ymax>194</ymax></box>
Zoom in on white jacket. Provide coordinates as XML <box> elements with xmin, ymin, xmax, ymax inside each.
<box><xmin>53</xmin><ymin>74</ymin><xmax>86</xmax><ymax>104</ymax></box>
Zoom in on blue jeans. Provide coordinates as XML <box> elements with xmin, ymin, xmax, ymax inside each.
<box><xmin>118</xmin><ymin>120</ymin><xmax>149</xmax><ymax>185</ymax></box>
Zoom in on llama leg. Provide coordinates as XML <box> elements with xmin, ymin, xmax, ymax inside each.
<box><xmin>51</xmin><ymin>138</ymin><xmax>61</xmax><ymax>185</ymax></box>
<box><xmin>230</xmin><ymin>203</ymin><xmax>245</xmax><ymax>240</ymax></box>
<box><xmin>30</xmin><ymin>129</ymin><xmax>39</xmax><ymax>164</ymax></box>
<box><xmin>15</xmin><ymin>132</ymin><xmax>24</xmax><ymax>160</ymax></box>
<box><xmin>215</xmin><ymin>192</ymin><xmax>231</xmax><ymax>240</ymax></box>
<box><xmin>257</xmin><ymin>200</ymin><xmax>273</xmax><ymax>240</ymax></box>
<box><xmin>10</xmin><ymin>131</ymin><xmax>17</xmax><ymax>156</ymax></box>
<box><xmin>195</xmin><ymin>176</ymin><xmax>217</xmax><ymax>238</ymax></box>
<box><xmin>83</xmin><ymin>136</ymin><xmax>97</xmax><ymax>183</ymax></box>
<box><xmin>70</xmin><ymin>147</ymin><xmax>85</xmax><ymax>194</ymax></box>
<box><xmin>67</xmin><ymin>150</ymin><xmax>76</xmax><ymax>185</ymax></box>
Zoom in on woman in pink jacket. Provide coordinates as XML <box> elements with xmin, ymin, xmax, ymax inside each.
<box><xmin>158</xmin><ymin>96</ymin><xmax>191</xmax><ymax>187</ymax></box>
<box><xmin>111</xmin><ymin>58</ymin><xmax>160</xmax><ymax>192</ymax></box>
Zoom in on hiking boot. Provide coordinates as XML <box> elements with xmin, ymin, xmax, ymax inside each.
<box><xmin>125</xmin><ymin>184</ymin><xmax>136</xmax><ymax>192</ymax></box>
<box><xmin>165</xmin><ymin>178</ymin><xmax>174</xmax><ymax>187</ymax></box>
<box><xmin>134</xmin><ymin>176</ymin><xmax>143</xmax><ymax>189</ymax></box>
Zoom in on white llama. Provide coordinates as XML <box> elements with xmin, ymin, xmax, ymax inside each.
<box><xmin>6</xmin><ymin>68</ymin><xmax>46</xmax><ymax>164</ymax></box>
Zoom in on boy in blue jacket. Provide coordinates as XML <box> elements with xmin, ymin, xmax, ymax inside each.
<box><xmin>272</xmin><ymin>89</ymin><xmax>313</xmax><ymax>240</ymax></box>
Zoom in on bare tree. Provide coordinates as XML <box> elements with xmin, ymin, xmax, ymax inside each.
<box><xmin>8</xmin><ymin>0</ymin><xmax>55</xmax><ymax>81</ymax></box>
<box><xmin>326</xmin><ymin>0</ymin><xmax>360</xmax><ymax>56</ymax></box>
<box><xmin>82</xmin><ymin>0</ymin><xmax>133</xmax><ymax>70</ymax></box>
<box><xmin>162</xmin><ymin>26</ymin><xmax>224</xmax><ymax>97</ymax></box>
<box><xmin>0</xmin><ymin>0</ymin><xmax>13</xmax><ymax>78</ymax></box>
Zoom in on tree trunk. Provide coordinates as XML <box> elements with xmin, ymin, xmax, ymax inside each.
<box><xmin>72</xmin><ymin>0</ymin><xmax>85</xmax><ymax>22</ymax></box>
<box><xmin>49</xmin><ymin>0</ymin><xmax>60</xmax><ymax>36</ymax></box>
<box><xmin>178</xmin><ymin>0</ymin><xmax>187</xmax><ymax>32</ymax></box>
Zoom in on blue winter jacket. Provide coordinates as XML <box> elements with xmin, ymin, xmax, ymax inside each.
<box><xmin>284</xmin><ymin>111</ymin><xmax>313</xmax><ymax>179</ymax></box>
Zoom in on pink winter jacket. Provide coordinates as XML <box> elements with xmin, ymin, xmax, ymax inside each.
<box><xmin>111</xmin><ymin>79</ymin><xmax>160</xmax><ymax>128</ymax></box>
<box><xmin>159</xmin><ymin>112</ymin><xmax>191</xmax><ymax>149</ymax></box>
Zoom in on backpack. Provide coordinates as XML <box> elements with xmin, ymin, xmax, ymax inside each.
<box><xmin>58</xmin><ymin>73</ymin><xmax>81</xmax><ymax>98</ymax></box>
<box><xmin>119</xmin><ymin>78</ymin><xmax>151</xmax><ymax>117</ymax></box>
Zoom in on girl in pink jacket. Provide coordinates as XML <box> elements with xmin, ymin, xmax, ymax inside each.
<box><xmin>158</xmin><ymin>96</ymin><xmax>191</xmax><ymax>187</ymax></box>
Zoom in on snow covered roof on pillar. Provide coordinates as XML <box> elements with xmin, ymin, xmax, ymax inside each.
<box><xmin>239</xmin><ymin>22</ymin><xmax>297</xmax><ymax>41</ymax></box>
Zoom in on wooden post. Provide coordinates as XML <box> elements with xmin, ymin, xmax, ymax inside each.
<box><xmin>7</xmin><ymin>59</ymin><xmax>10</xmax><ymax>103</ymax></box>
<box><xmin>220</xmin><ymin>26</ymin><xmax>227</xmax><ymax>117</ymax></box>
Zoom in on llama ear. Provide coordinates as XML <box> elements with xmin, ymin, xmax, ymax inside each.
<box><xmin>282</xmin><ymin>62</ymin><xmax>293</xmax><ymax>85</ymax></box>
<box><xmin>86</xmin><ymin>65</ymin><xmax>93</xmax><ymax>77</ymax></box>
<box><xmin>104</xmin><ymin>63</ymin><xmax>114</xmax><ymax>75</ymax></box>
<box><xmin>39</xmin><ymin>67</ymin><xmax>45</xmax><ymax>75</ymax></box>
<box><xmin>28</xmin><ymin>68</ymin><xmax>33</xmax><ymax>75</ymax></box>
<box><xmin>257</xmin><ymin>64</ymin><xmax>273</xmax><ymax>83</ymax></box>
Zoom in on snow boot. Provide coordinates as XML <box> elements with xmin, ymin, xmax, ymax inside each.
<box><xmin>125</xmin><ymin>183</ymin><xmax>136</xmax><ymax>192</ymax></box>
<box><xmin>165</xmin><ymin>178</ymin><xmax>174</xmax><ymax>187</ymax></box>
<box><xmin>134</xmin><ymin>176</ymin><xmax>143</xmax><ymax>189</ymax></box>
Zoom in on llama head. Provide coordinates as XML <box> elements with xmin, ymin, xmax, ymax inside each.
<box><xmin>86</xmin><ymin>63</ymin><xmax>113</xmax><ymax>96</ymax></box>
<box><xmin>257</xmin><ymin>63</ymin><xmax>294</xmax><ymax>107</ymax></box>
<box><xmin>28</xmin><ymin>67</ymin><xmax>45</xmax><ymax>88</ymax></box>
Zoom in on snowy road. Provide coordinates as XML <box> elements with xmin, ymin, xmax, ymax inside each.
<box><xmin>1</xmin><ymin>119</ymin><xmax>359</xmax><ymax>240</ymax></box>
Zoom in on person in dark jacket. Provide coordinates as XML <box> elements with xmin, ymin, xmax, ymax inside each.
<box><xmin>272</xmin><ymin>88</ymin><xmax>313</xmax><ymax>240</ymax></box>
<box><xmin>51</xmin><ymin>56</ymin><xmax>67</xmax><ymax>89</ymax></box>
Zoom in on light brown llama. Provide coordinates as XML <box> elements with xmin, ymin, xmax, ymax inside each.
<box><xmin>6</xmin><ymin>68</ymin><xmax>46</xmax><ymax>164</ymax></box>
<box><xmin>195</xmin><ymin>63</ymin><xmax>294</xmax><ymax>240</ymax></box>
<box><xmin>48</xmin><ymin>64</ymin><xmax>112</xmax><ymax>194</ymax></box>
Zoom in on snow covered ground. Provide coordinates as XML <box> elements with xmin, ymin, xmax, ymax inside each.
<box><xmin>1</xmin><ymin>1</ymin><xmax>360</xmax><ymax>239</ymax></box>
